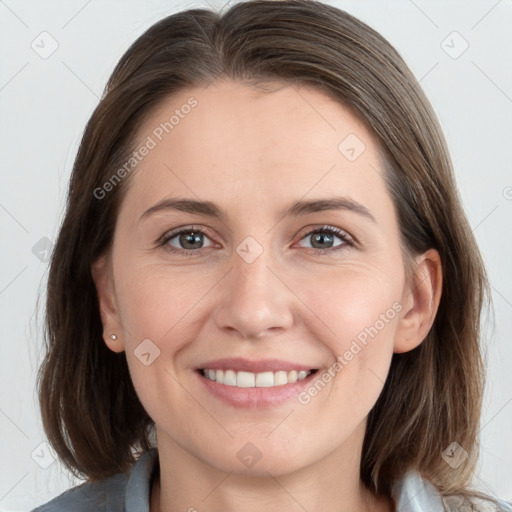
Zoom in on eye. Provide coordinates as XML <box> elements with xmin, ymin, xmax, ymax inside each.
<box><xmin>158</xmin><ymin>224</ymin><xmax>355</xmax><ymax>257</ymax></box>
<box><xmin>159</xmin><ymin>225</ymin><xmax>216</xmax><ymax>256</ymax></box>
<box><xmin>296</xmin><ymin>225</ymin><xmax>354</xmax><ymax>253</ymax></box>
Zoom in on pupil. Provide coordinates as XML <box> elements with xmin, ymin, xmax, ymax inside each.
<box><xmin>181</xmin><ymin>232</ymin><xmax>203</xmax><ymax>249</ymax></box>
<box><xmin>312</xmin><ymin>232</ymin><xmax>333</xmax><ymax>249</ymax></box>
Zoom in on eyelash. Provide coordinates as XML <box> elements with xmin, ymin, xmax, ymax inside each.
<box><xmin>157</xmin><ymin>224</ymin><xmax>355</xmax><ymax>257</ymax></box>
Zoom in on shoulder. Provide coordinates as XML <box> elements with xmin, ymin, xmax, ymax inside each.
<box><xmin>392</xmin><ymin>469</ymin><xmax>512</xmax><ymax>512</ymax></box>
<box><xmin>31</xmin><ymin>449</ymin><xmax>159</xmax><ymax>512</ymax></box>
<box><xmin>31</xmin><ymin>473</ymin><xmax>128</xmax><ymax>512</ymax></box>
<box><xmin>442</xmin><ymin>495</ymin><xmax>512</xmax><ymax>512</ymax></box>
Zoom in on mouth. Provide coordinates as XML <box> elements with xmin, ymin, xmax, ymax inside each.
<box><xmin>198</xmin><ymin>368</ymin><xmax>318</xmax><ymax>388</ymax></box>
<box><xmin>194</xmin><ymin>358</ymin><xmax>321</xmax><ymax>409</ymax></box>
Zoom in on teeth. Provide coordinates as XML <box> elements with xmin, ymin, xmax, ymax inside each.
<box><xmin>237</xmin><ymin>371</ymin><xmax>255</xmax><ymax>387</ymax></box>
<box><xmin>255</xmin><ymin>371</ymin><xmax>274</xmax><ymax>387</ymax></box>
<box><xmin>224</xmin><ymin>369</ymin><xmax>237</xmax><ymax>386</ymax></box>
<box><xmin>274</xmin><ymin>371</ymin><xmax>288</xmax><ymax>386</ymax></box>
<box><xmin>202</xmin><ymin>368</ymin><xmax>313</xmax><ymax>387</ymax></box>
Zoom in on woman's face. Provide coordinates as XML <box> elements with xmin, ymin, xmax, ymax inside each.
<box><xmin>94</xmin><ymin>79</ymin><xmax>436</xmax><ymax>476</ymax></box>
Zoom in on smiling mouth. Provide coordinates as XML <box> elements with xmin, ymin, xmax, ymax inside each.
<box><xmin>199</xmin><ymin>368</ymin><xmax>318</xmax><ymax>388</ymax></box>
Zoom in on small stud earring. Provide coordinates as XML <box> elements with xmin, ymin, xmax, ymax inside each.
<box><xmin>110</xmin><ymin>334</ymin><xmax>117</xmax><ymax>340</ymax></box>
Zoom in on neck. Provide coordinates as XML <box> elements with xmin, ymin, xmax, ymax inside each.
<box><xmin>150</xmin><ymin>423</ymin><xmax>395</xmax><ymax>512</ymax></box>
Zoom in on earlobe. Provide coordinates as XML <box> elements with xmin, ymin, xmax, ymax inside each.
<box><xmin>91</xmin><ymin>255</ymin><xmax>126</xmax><ymax>353</ymax></box>
<box><xmin>105</xmin><ymin>332</ymin><xmax>125</xmax><ymax>353</ymax></box>
<box><xmin>393</xmin><ymin>248</ymin><xmax>443</xmax><ymax>354</ymax></box>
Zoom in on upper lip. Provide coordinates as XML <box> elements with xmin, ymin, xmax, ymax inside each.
<box><xmin>197</xmin><ymin>357</ymin><xmax>317</xmax><ymax>373</ymax></box>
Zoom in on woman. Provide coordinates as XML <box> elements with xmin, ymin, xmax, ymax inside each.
<box><xmin>33</xmin><ymin>0</ymin><xmax>511</xmax><ymax>510</ymax></box>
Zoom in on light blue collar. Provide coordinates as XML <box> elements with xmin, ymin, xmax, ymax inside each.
<box><xmin>125</xmin><ymin>448</ymin><xmax>158</xmax><ymax>512</ymax></box>
<box><xmin>391</xmin><ymin>469</ymin><xmax>446</xmax><ymax>511</ymax></box>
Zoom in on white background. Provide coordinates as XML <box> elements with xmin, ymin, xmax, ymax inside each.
<box><xmin>0</xmin><ymin>0</ymin><xmax>511</xmax><ymax>510</ymax></box>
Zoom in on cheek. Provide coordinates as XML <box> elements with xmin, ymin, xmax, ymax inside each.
<box><xmin>113</xmin><ymin>262</ymin><xmax>211</xmax><ymax>345</ymax></box>
<box><xmin>300</xmin><ymin>263</ymin><xmax>402</xmax><ymax>349</ymax></box>
<box><xmin>333</xmin><ymin>288</ymin><xmax>400</xmax><ymax>361</ymax></box>
<box><xmin>296</xmin><ymin>264</ymin><xmax>402</xmax><ymax>408</ymax></box>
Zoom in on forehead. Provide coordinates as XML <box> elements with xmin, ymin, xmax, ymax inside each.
<box><xmin>120</xmin><ymin>79</ymin><xmax>393</xmax><ymax>223</ymax></box>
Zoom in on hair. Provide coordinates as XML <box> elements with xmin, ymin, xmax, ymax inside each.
<box><xmin>37</xmin><ymin>0</ymin><xmax>502</xmax><ymax>507</ymax></box>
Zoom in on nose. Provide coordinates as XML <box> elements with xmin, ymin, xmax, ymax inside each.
<box><xmin>213</xmin><ymin>243</ymin><xmax>294</xmax><ymax>341</ymax></box>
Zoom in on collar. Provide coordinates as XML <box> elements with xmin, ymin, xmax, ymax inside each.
<box><xmin>391</xmin><ymin>469</ymin><xmax>446</xmax><ymax>511</ymax></box>
<box><xmin>125</xmin><ymin>448</ymin><xmax>159</xmax><ymax>512</ymax></box>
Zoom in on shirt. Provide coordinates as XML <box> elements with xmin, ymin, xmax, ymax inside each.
<box><xmin>31</xmin><ymin>448</ymin><xmax>512</xmax><ymax>512</ymax></box>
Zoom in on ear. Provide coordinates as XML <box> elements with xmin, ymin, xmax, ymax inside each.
<box><xmin>393</xmin><ymin>248</ymin><xmax>443</xmax><ymax>354</ymax></box>
<box><xmin>91</xmin><ymin>254</ymin><xmax>125</xmax><ymax>353</ymax></box>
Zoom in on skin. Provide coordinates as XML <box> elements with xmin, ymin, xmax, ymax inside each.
<box><xmin>92</xmin><ymin>79</ymin><xmax>442</xmax><ymax>512</ymax></box>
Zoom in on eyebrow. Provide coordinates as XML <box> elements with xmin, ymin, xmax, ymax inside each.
<box><xmin>139</xmin><ymin>196</ymin><xmax>376</xmax><ymax>223</ymax></box>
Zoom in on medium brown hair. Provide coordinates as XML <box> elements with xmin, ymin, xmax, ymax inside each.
<box><xmin>37</xmin><ymin>0</ymin><xmax>499</xmax><ymax>505</ymax></box>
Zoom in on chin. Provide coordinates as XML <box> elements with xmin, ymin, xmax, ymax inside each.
<box><xmin>198</xmin><ymin>437</ymin><xmax>315</xmax><ymax>477</ymax></box>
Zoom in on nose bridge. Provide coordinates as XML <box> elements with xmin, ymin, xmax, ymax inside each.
<box><xmin>234</xmin><ymin>236</ymin><xmax>273</xmax><ymax>295</ymax></box>
<box><xmin>213</xmin><ymin>234</ymin><xmax>294</xmax><ymax>339</ymax></box>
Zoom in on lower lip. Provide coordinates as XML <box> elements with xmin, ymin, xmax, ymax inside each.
<box><xmin>195</xmin><ymin>370</ymin><xmax>318</xmax><ymax>409</ymax></box>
